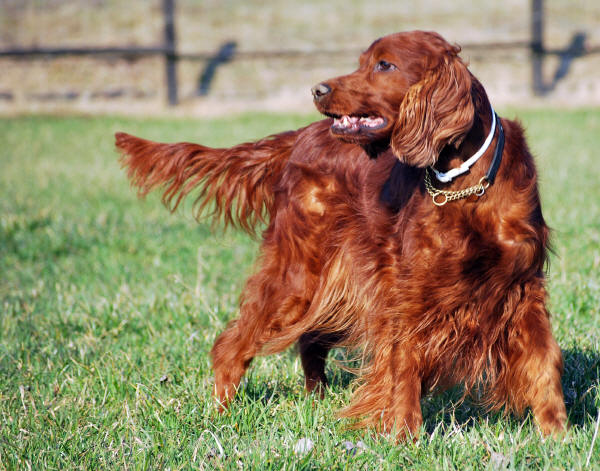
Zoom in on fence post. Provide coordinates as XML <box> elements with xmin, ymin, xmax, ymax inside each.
<box><xmin>163</xmin><ymin>0</ymin><xmax>178</xmax><ymax>105</ymax></box>
<box><xmin>531</xmin><ymin>0</ymin><xmax>545</xmax><ymax>95</ymax></box>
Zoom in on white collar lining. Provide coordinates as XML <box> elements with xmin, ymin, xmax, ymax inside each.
<box><xmin>430</xmin><ymin>106</ymin><xmax>497</xmax><ymax>183</ymax></box>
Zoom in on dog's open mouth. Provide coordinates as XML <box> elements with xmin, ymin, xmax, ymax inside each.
<box><xmin>330</xmin><ymin>115</ymin><xmax>387</xmax><ymax>134</ymax></box>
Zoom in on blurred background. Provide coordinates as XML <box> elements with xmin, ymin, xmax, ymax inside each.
<box><xmin>1</xmin><ymin>0</ymin><xmax>599</xmax><ymax>116</ymax></box>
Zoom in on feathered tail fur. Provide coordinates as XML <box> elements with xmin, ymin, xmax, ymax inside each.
<box><xmin>115</xmin><ymin>129</ymin><xmax>301</xmax><ymax>234</ymax></box>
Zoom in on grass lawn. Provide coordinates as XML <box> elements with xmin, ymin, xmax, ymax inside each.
<box><xmin>1</xmin><ymin>110</ymin><xmax>599</xmax><ymax>470</ymax></box>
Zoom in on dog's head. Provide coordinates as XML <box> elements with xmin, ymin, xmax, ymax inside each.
<box><xmin>312</xmin><ymin>31</ymin><xmax>474</xmax><ymax>166</ymax></box>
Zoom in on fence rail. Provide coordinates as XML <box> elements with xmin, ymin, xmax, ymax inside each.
<box><xmin>0</xmin><ymin>46</ymin><xmax>168</xmax><ymax>57</ymax></box>
<box><xmin>3</xmin><ymin>41</ymin><xmax>598</xmax><ymax>60</ymax></box>
<box><xmin>0</xmin><ymin>0</ymin><xmax>597</xmax><ymax>105</ymax></box>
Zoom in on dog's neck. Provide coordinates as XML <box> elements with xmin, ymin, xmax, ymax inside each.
<box><xmin>364</xmin><ymin>139</ymin><xmax>391</xmax><ymax>159</ymax></box>
<box><xmin>434</xmin><ymin>87</ymin><xmax>496</xmax><ymax>188</ymax></box>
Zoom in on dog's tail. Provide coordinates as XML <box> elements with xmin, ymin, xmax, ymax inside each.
<box><xmin>116</xmin><ymin>129</ymin><xmax>300</xmax><ymax>234</ymax></box>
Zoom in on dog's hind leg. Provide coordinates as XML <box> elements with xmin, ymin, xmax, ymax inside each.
<box><xmin>210</xmin><ymin>315</ymin><xmax>258</xmax><ymax>409</ymax></box>
<box><xmin>298</xmin><ymin>332</ymin><xmax>342</xmax><ymax>396</ymax></box>
<box><xmin>210</xmin><ymin>270</ymin><xmax>313</xmax><ymax>408</ymax></box>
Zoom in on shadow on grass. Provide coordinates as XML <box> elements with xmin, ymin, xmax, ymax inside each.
<box><xmin>239</xmin><ymin>383</ymin><xmax>298</xmax><ymax>410</ymax></box>
<box><xmin>417</xmin><ymin>345</ymin><xmax>600</xmax><ymax>432</ymax></box>
<box><xmin>562</xmin><ymin>345</ymin><xmax>600</xmax><ymax>427</ymax></box>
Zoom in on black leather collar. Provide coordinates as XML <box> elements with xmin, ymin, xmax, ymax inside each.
<box><xmin>484</xmin><ymin>112</ymin><xmax>504</xmax><ymax>185</ymax></box>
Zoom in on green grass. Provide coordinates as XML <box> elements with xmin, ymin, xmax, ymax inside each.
<box><xmin>1</xmin><ymin>111</ymin><xmax>599</xmax><ymax>470</ymax></box>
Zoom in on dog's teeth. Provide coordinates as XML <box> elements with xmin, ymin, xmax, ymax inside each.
<box><xmin>332</xmin><ymin>115</ymin><xmax>384</xmax><ymax>131</ymax></box>
<box><xmin>359</xmin><ymin>116</ymin><xmax>384</xmax><ymax>128</ymax></box>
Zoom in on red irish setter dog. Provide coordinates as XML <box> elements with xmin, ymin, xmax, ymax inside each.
<box><xmin>116</xmin><ymin>31</ymin><xmax>567</xmax><ymax>438</ymax></box>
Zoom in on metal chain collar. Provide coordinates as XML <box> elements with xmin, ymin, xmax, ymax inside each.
<box><xmin>424</xmin><ymin>167</ymin><xmax>490</xmax><ymax>206</ymax></box>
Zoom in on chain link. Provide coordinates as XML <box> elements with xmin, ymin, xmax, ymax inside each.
<box><xmin>424</xmin><ymin>168</ymin><xmax>490</xmax><ymax>206</ymax></box>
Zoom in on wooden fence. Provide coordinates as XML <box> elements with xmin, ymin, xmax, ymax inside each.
<box><xmin>0</xmin><ymin>0</ymin><xmax>597</xmax><ymax>106</ymax></box>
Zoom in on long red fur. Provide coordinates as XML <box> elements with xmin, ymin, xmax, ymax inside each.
<box><xmin>116</xmin><ymin>129</ymin><xmax>301</xmax><ymax>233</ymax></box>
<box><xmin>117</xmin><ymin>31</ymin><xmax>567</xmax><ymax>439</ymax></box>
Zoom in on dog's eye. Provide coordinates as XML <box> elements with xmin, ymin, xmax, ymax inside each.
<box><xmin>375</xmin><ymin>60</ymin><xmax>397</xmax><ymax>72</ymax></box>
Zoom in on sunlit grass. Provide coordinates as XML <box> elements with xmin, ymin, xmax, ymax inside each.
<box><xmin>1</xmin><ymin>111</ymin><xmax>599</xmax><ymax>469</ymax></box>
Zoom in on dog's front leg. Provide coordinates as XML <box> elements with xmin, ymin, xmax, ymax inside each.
<box><xmin>504</xmin><ymin>281</ymin><xmax>568</xmax><ymax>436</ymax></box>
<box><xmin>382</xmin><ymin>349</ymin><xmax>423</xmax><ymax>441</ymax></box>
<box><xmin>343</xmin><ymin>342</ymin><xmax>423</xmax><ymax>440</ymax></box>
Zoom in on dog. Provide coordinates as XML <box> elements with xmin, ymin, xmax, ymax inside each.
<box><xmin>116</xmin><ymin>30</ymin><xmax>567</xmax><ymax>438</ymax></box>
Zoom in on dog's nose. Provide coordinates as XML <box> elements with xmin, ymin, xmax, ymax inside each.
<box><xmin>311</xmin><ymin>83</ymin><xmax>332</xmax><ymax>101</ymax></box>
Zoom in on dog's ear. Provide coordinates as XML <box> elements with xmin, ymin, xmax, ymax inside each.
<box><xmin>391</xmin><ymin>54</ymin><xmax>474</xmax><ymax>167</ymax></box>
